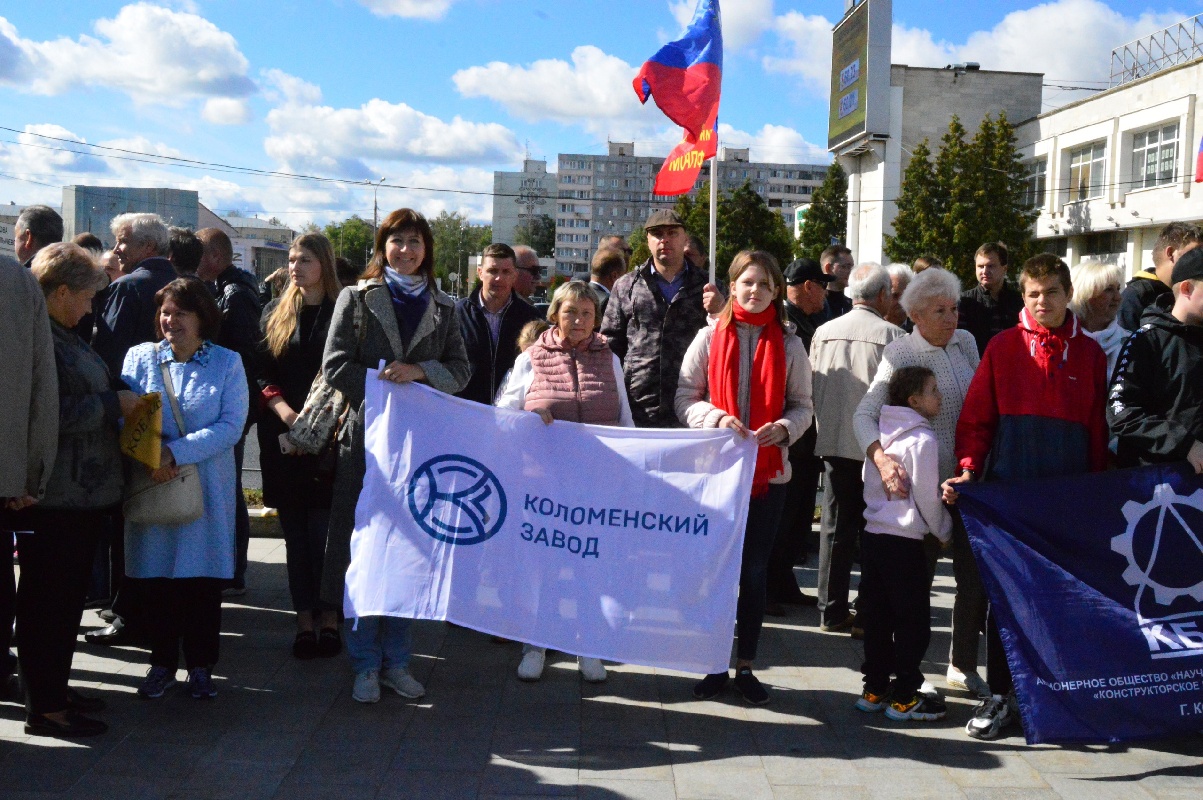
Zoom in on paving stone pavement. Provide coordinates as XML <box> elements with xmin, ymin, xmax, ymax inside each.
<box><xmin>3</xmin><ymin>534</ymin><xmax>1202</xmax><ymax>799</ymax></box>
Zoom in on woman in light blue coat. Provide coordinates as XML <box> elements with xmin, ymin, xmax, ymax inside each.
<box><xmin>121</xmin><ymin>277</ymin><xmax>248</xmax><ymax>701</ymax></box>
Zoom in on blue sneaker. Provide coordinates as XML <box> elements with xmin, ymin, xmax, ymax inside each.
<box><xmin>138</xmin><ymin>666</ymin><xmax>178</xmax><ymax>699</ymax></box>
<box><xmin>188</xmin><ymin>667</ymin><xmax>217</xmax><ymax>699</ymax></box>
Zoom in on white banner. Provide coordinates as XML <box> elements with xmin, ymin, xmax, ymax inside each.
<box><xmin>344</xmin><ymin>371</ymin><xmax>758</xmax><ymax>674</ymax></box>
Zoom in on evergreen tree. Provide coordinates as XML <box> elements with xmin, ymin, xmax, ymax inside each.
<box><xmin>884</xmin><ymin>139</ymin><xmax>941</xmax><ymax>264</ymax></box>
<box><xmin>934</xmin><ymin>115</ymin><xmax>977</xmax><ymax>281</ymax></box>
<box><xmin>514</xmin><ymin>212</ymin><xmax>555</xmax><ymax>257</ymax></box>
<box><xmin>796</xmin><ymin>161</ymin><xmax>848</xmax><ymax>260</ymax></box>
<box><xmin>980</xmin><ymin>112</ymin><xmax>1039</xmax><ymax>268</ymax></box>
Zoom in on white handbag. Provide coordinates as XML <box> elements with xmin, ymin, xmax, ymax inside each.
<box><xmin>123</xmin><ymin>357</ymin><xmax>205</xmax><ymax>526</ymax></box>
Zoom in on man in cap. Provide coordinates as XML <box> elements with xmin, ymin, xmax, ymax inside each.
<box><xmin>600</xmin><ymin>209</ymin><xmax>721</xmax><ymax>427</ymax></box>
<box><xmin>1109</xmin><ymin>247</ymin><xmax>1203</xmax><ymax>473</ymax></box>
<box><xmin>766</xmin><ymin>259</ymin><xmax>832</xmax><ymax>611</ymax></box>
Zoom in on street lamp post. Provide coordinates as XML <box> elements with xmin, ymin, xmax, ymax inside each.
<box><xmin>371</xmin><ymin>177</ymin><xmax>387</xmax><ymax>234</ymax></box>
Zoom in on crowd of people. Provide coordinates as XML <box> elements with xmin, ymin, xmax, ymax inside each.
<box><xmin>2</xmin><ymin>201</ymin><xmax>1202</xmax><ymax>747</ymax></box>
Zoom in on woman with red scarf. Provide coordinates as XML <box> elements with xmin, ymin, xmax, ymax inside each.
<box><xmin>675</xmin><ymin>250</ymin><xmax>814</xmax><ymax>705</ymax></box>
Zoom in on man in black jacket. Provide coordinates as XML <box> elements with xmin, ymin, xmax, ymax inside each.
<box><xmin>958</xmin><ymin>241</ymin><xmax>1023</xmax><ymax>356</ymax></box>
<box><xmin>1108</xmin><ymin>247</ymin><xmax>1203</xmax><ymax>473</ymax></box>
<box><xmin>1116</xmin><ymin>222</ymin><xmax>1199</xmax><ymax>332</ymax></box>
<box><xmin>14</xmin><ymin>205</ymin><xmax>63</xmax><ymax>268</ymax></box>
<box><xmin>454</xmin><ymin>243</ymin><xmax>541</xmax><ymax>406</ymax></box>
<box><xmin>198</xmin><ymin>228</ymin><xmax>262</xmax><ymax>595</ymax></box>
<box><xmin>600</xmin><ymin>210</ymin><xmax>719</xmax><ymax>428</ymax></box>
<box><xmin>767</xmin><ymin>259</ymin><xmax>832</xmax><ymax>611</ymax></box>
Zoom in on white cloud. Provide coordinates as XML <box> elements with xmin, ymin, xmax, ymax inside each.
<box><xmin>766</xmin><ymin>1</ymin><xmax>1189</xmax><ymax>107</ymax></box>
<box><xmin>262</xmin><ymin>69</ymin><xmax>322</xmax><ymax>105</ymax></box>
<box><xmin>452</xmin><ymin>45</ymin><xmax>672</xmax><ymax>140</ymax></box>
<box><xmin>669</xmin><ymin>0</ymin><xmax>773</xmax><ymax>52</ymax></box>
<box><xmin>357</xmin><ymin>0</ymin><xmax>456</xmax><ymax>20</ymax></box>
<box><xmin>0</xmin><ymin>3</ymin><xmax>255</xmax><ymax>105</ymax></box>
<box><xmin>0</xmin><ymin>124</ymin><xmax>110</xmax><ymax>178</ymax></box>
<box><xmin>202</xmin><ymin>98</ymin><xmax>251</xmax><ymax>125</ymax></box>
<box><xmin>264</xmin><ymin>97</ymin><xmax>522</xmax><ymax>177</ymax></box>
<box><xmin>718</xmin><ymin>123</ymin><xmax>830</xmax><ymax>164</ymax></box>
<box><xmin>762</xmin><ymin>11</ymin><xmax>833</xmax><ymax>95</ymax></box>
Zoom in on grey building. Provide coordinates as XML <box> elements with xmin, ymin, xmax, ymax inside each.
<box><xmin>223</xmin><ymin>215</ymin><xmax>296</xmax><ymax>280</ymax></box>
<box><xmin>551</xmin><ymin>142</ymin><xmax>827</xmax><ymax>275</ymax></box>
<box><xmin>492</xmin><ymin>159</ymin><xmax>555</xmax><ymax>257</ymax></box>
<box><xmin>62</xmin><ymin>186</ymin><xmax>199</xmax><ymax>247</ymax></box>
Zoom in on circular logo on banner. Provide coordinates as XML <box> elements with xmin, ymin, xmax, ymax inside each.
<box><xmin>407</xmin><ymin>455</ymin><xmax>507</xmax><ymax>545</ymax></box>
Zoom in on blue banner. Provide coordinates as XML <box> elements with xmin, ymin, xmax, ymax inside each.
<box><xmin>957</xmin><ymin>464</ymin><xmax>1203</xmax><ymax>744</ymax></box>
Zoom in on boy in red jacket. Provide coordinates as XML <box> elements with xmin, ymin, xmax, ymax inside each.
<box><xmin>944</xmin><ymin>254</ymin><xmax>1108</xmax><ymax>740</ymax></box>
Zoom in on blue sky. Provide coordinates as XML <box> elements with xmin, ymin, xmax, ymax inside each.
<box><xmin>0</xmin><ymin>0</ymin><xmax>1189</xmax><ymax>227</ymax></box>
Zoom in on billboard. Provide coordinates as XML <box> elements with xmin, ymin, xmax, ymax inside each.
<box><xmin>827</xmin><ymin>0</ymin><xmax>891</xmax><ymax>151</ymax></box>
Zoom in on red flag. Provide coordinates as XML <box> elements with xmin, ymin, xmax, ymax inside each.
<box><xmin>633</xmin><ymin>0</ymin><xmax>723</xmax><ymax>140</ymax></box>
<box><xmin>654</xmin><ymin>112</ymin><xmax>718</xmax><ymax>196</ymax></box>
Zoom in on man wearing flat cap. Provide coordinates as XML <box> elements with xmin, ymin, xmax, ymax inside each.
<box><xmin>600</xmin><ymin>209</ymin><xmax>721</xmax><ymax>427</ymax></box>
<box><xmin>1109</xmin><ymin>247</ymin><xmax>1203</xmax><ymax>474</ymax></box>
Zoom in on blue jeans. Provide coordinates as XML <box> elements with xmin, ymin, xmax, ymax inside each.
<box><xmin>345</xmin><ymin>615</ymin><xmax>412</xmax><ymax>673</ymax></box>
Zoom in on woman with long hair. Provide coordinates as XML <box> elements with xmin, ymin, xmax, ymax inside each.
<box><xmin>675</xmin><ymin>250</ymin><xmax>813</xmax><ymax>705</ymax></box>
<box><xmin>321</xmin><ymin>208</ymin><xmax>470</xmax><ymax>703</ymax></box>
<box><xmin>257</xmin><ymin>233</ymin><xmax>343</xmax><ymax>658</ymax></box>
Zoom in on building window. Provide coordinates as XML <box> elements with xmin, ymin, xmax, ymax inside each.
<box><xmin>1080</xmin><ymin>231</ymin><xmax>1127</xmax><ymax>257</ymax></box>
<box><xmin>1131</xmin><ymin>123</ymin><xmax>1179</xmax><ymax>189</ymax></box>
<box><xmin>1067</xmin><ymin>142</ymin><xmax>1106</xmax><ymax>202</ymax></box>
<box><xmin>1022</xmin><ymin>159</ymin><xmax>1047</xmax><ymax>208</ymax></box>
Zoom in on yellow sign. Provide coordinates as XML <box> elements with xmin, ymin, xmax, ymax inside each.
<box><xmin>120</xmin><ymin>392</ymin><xmax>162</xmax><ymax>469</ymax></box>
<box><xmin>828</xmin><ymin>0</ymin><xmax>870</xmax><ymax>149</ymax></box>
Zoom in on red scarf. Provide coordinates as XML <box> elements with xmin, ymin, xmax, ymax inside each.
<box><xmin>707</xmin><ymin>304</ymin><xmax>787</xmax><ymax>497</ymax></box>
<box><xmin>1019</xmin><ymin>307</ymin><xmax>1078</xmax><ymax>377</ymax></box>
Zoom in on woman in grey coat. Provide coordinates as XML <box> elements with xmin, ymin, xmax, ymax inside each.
<box><xmin>321</xmin><ymin>208</ymin><xmax>470</xmax><ymax>704</ymax></box>
<box><xmin>14</xmin><ymin>244</ymin><xmax>140</xmax><ymax>737</ymax></box>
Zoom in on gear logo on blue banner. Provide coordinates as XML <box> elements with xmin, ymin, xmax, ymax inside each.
<box><xmin>407</xmin><ymin>455</ymin><xmax>507</xmax><ymax>546</ymax></box>
<box><xmin>957</xmin><ymin>464</ymin><xmax>1203</xmax><ymax>744</ymax></box>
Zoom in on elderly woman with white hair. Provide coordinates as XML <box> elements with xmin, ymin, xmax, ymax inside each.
<box><xmin>496</xmin><ymin>280</ymin><xmax>634</xmax><ymax>684</ymax></box>
<box><xmin>1070</xmin><ymin>260</ymin><xmax>1128</xmax><ymax>377</ymax></box>
<box><xmin>853</xmin><ymin>266</ymin><xmax>989</xmax><ymax>697</ymax></box>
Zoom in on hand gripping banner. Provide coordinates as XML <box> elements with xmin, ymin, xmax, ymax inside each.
<box><xmin>344</xmin><ymin>373</ymin><xmax>757</xmax><ymax>675</ymax></box>
<box><xmin>957</xmin><ymin>464</ymin><xmax>1203</xmax><ymax>744</ymax></box>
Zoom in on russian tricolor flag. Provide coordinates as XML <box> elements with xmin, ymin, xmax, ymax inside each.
<box><xmin>633</xmin><ymin>0</ymin><xmax>723</xmax><ymax>140</ymax></box>
<box><xmin>1195</xmin><ymin>134</ymin><xmax>1202</xmax><ymax>183</ymax></box>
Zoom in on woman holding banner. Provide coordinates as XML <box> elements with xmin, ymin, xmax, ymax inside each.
<box><xmin>496</xmin><ymin>280</ymin><xmax>634</xmax><ymax>683</ymax></box>
<box><xmin>321</xmin><ymin>208</ymin><xmax>470</xmax><ymax>704</ymax></box>
<box><xmin>675</xmin><ymin>250</ymin><xmax>814</xmax><ymax>705</ymax></box>
<box><xmin>10</xmin><ymin>244</ymin><xmax>137</xmax><ymax>737</ymax></box>
<box><xmin>256</xmin><ymin>233</ymin><xmax>342</xmax><ymax>659</ymax></box>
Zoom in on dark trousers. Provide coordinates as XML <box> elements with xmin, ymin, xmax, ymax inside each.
<box><xmin>13</xmin><ymin>508</ymin><xmax>103</xmax><ymax>714</ymax></box>
<box><xmin>232</xmin><ymin>437</ymin><xmax>250</xmax><ymax>587</ymax></box>
<box><xmin>736</xmin><ymin>484</ymin><xmax>788</xmax><ymax>662</ymax></box>
<box><xmin>818</xmin><ymin>457</ymin><xmax>865</xmax><ymax>626</ymax></box>
<box><xmin>858</xmin><ymin>531</ymin><xmax>931</xmax><ymax>698</ymax></box>
<box><xmin>1</xmin><ymin>531</ymin><xmax>15</xmax><ymax>676</ymax></box>
<box><xmin>767</xmin><ymin>425</ymin><xmax>821</xmax><ymax>602</ymax></box>
<box><xmin>143</xmin><ymin>578</ymin><xmax>223</xmax><ymax>670</ymax></box>
<box><xmin>985</xmin><ymin>607</ymin><xmax>1013</xmax><ymax>696</ymax></box>
<box><xmin>278</xmin><ymin>503</ymin><xmax>333</xmax><ymax>614</ymax></box>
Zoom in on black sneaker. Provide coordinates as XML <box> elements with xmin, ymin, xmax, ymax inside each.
<box><xmin>693</xmin><ymin>671</ymin><xmax>729</xmax><ymax>700</ymax></box>
<box><xmin>733</xmin><ymin>667</ymin><xmax>770</xmax><ymax>705</ymax></box>
<box><xmin>25</xmin><ymin>710</ymin><xmax>107</xmax><ymax>738</ymax></box>
<box><xmin>885</xmin><ymin>693</ymin><xmax>947</xmax><ymax>721</ymax></box>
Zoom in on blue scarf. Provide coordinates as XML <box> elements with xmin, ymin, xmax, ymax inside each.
<box><xmin>384</xmin><ymin>267</ymin><xmax>430</xmax><ymax>344</ymax></box>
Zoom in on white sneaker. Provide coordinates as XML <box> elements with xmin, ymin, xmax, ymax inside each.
<box><xmin>577</xmin><ymin>656</ymin><xmax>607</xmax><ymax>683</ymax></box>
<box><xmin>947</xmin><ymin>665</ymin><xmax>990</xmax><ymax>697</ymax></box>
<box><xmin>352</xmin><ymin>669</ymin><xmax>380</xmax><ymax>703</ymax></box>
<box><xmin>965</xmin><ymin>693</ymin><xmax>1014</xmax><ymax>740</ymax></box>
<box><xmin>517</xmin><ymin>647</ymin><xmax>546</xmax><ymax>681</ymax></box>
<box><xmin>380</xmin><ymin>667</ymin><xmax>425</xmax><ymax>698</ymax></box>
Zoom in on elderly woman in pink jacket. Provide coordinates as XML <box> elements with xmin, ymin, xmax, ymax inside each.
<box><xmin>496</xmin><ymin>280</ymin><xmax>634</xmax><ymax>683</ymax></box>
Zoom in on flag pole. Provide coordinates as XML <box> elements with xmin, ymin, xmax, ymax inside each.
<box><xmin>707</xmin><ymin>150</ymin><xmax>719</xmax><ymax>286</ymax></box>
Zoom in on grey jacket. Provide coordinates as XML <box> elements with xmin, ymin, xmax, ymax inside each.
<box><xmin>320</xmin><ymin>279</ymin><xmax>471</xmax><ymax>605</ymax></box>
<box><xmin>41</xmin><ymin>321</ymin><xmax>124</xmax><ymax>509</ymax></box>
<box><xmin>674</xmin><ymin>321</ymin><xmax>814</xmax><ymax>484</ymax></box>
<box><xmin>600</xmin><ymin>259</ymin><xmax>709</xmax><ymax>427</ymax></box>
<box><xmin>0</xmin><ymin>256</ymin><xmax>57</xmax><ymax>499</ymax></box>
<box><xmin>810</xmin><ymin>305</ymin><xmax>905</xmax><ymax>461</ymax></box>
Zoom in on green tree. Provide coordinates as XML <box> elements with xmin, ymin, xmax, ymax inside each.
<box><xmin>628</xmin><ymin>227</ymin><xmax>649</xmax><ymax>266</ymax></box>
<box><xmin>514</xmin><ymin>213</ymin><xmax>555</xmax><ymax>257</ymax></box>
<box><xmin>884</xmin><ymin>139</ymin><xmax>942</xmax><ymax>264</ymax></box>
<box><xmin>796</xmin><ymin>161</ymin><xmax>848</xmax><ymax>260</ymax></box>
<box><xmin>324</xmin><ymin>215</ymin><xmax>374</xmax><ymax>270</ymax></box>
<box><xmin>430</xmin><ymin>211</ymin><xmax>491</xmax><ymax>288</ymax></box>
<box><xmin>978</xmin><ymin>112</ymin><xmax>1039</xmax><ymax>268</ymax></box>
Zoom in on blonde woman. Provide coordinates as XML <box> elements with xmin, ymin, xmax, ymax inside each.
<box><xmin>1070</xmin><ymin>260</ymin><xmax>1128</xmax><ymax>377</ymax></box>
<box><xmin>256</xmin><ymin>233</ymin><xmax>343</xmax><ymax>659</ymax></box>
